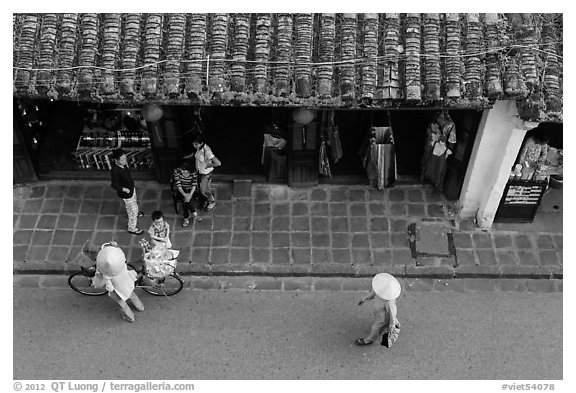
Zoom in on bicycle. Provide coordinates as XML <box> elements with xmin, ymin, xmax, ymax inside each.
<box><xmin>68</xmin><ymin>241</ymin><xmax>184</xmax><ymax>297</ymax></box>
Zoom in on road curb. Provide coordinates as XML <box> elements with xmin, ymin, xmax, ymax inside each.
<box><xmin>13</xmin><ymin>266</ymin><xmax>562</xmax><ymax>280</ymax></box>
<box><xmin>14</xmin><ymin>274</ymin><xmax>563</xmax><ymax>293</ymax></box>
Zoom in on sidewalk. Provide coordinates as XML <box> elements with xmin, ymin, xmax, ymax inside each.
<box><xmin>12</xmin><ymin>180</ymin><xmax>562</xmax><ymax>280</ymax></box>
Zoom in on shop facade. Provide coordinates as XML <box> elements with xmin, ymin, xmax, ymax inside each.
<box><xmin>13</xmin><ymin>13</ymin><xmax>562</xmax><ymax>227</ymax></box>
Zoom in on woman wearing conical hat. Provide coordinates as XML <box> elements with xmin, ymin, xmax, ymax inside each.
<box><xmin>356</xmin><ymin>273</ymin><xmax>401</xmax><ymax>347</ymax></box>
<box><xmin>92</xmin><ymin>242</ymin><xmax>144</xmax><ymax>323</ymax></box>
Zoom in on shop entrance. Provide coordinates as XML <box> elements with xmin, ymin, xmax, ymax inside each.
<box><xmin>323</xmin><ymin>109</ymin><xmax>481</xmax><ymax>200</ymax></box>
<box><xmin>13</xmin><ymin>98</ymin><xmax>156</xmax><ymax>181</ymax></box>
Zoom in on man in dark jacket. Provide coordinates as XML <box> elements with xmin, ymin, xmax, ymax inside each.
<box><xmin>110</xmin><ymin>148</ymin><xmax>144</xmax><ymax>235</ymax></box>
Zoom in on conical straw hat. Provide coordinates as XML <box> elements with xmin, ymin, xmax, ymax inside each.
<box><xmin>96</xmin><ymin>246</ymin><xmax>127</xmax><ymax>278</ymax></box>
<box><xmin>372</xmin><ymin>273</ymin><xmax>401</xmax><ymax>300</ymax></box>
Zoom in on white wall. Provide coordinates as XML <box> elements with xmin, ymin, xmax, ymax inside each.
<box><xmin>458</xmin><ymin>100</ymin><xmax>538</xmax><ymax>228</ymax></box>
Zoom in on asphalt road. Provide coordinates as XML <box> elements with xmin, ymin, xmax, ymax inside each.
<box><xmin>13</xmin><ymin>286</ymin><xmax>562</xmax><ymax>380</ymax></box>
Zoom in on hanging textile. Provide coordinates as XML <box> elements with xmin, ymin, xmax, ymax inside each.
<box><xmin>361</xmin><ymin>126</ymin><xmax>397</xmax><ymax>189</ymax></box>
<box><xmin>319</xmin><ymin>139</ymin><xmax>332</xmax><ymax>177</ymax></box>
<box><xmin>261</xmin><ymin>124</ymin><xmax>287</xmax><ymax>183</ymax></box>
<box><xmin>319</xmin><ymin>111</ymin><xmax>333</xmax><ymax>177</ymax></box>
<box><xmin>329</xmin><ymin>127</ymin><xmax>343</xmax><ymax>163</ymax></box>
<box><xmin>326</xmin><ymin>111</ymin><xmax>343</xmax><ymax>163</ymax></box>
<box><xmin>420</xmin><ymin>111</ymin><xmax>457</xmax><ymax>191</ymax></box>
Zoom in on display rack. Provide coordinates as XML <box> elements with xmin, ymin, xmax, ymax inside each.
<box><xmin>73</xmin><ymin>128</ymin><xmax>154</xmax><ymax>171</ymax></box>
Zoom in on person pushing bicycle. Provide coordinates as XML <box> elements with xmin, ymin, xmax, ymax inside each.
<box><xmin>92</xmin><ymin>242</ymin><xmax>144</xmax><ymax>323</ymax></box>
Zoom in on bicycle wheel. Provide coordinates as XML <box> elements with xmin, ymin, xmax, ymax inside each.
<box><xmin>68</xmin><ymin>272</ymin><xmax>108</xmax><ymax>296</ymax></box>
<box><xmin>141</xmin><ymin>274</ymin><xmax>183</xmax><ymax>296</ymax></box>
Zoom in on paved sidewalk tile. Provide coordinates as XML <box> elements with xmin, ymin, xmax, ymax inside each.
<box><xmin>13</xmin><ymin>182</ymin><xmax>562</xmax><ymax>281</ymax></box>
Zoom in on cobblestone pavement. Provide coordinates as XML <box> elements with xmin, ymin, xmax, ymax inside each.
<box><xmin>13</xmin><ymin>180</ymin><xmax>562</xmax><ymax>279</ymax></box>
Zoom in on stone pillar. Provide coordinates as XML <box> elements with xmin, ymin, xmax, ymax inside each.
<box><xmin>458</xmin><ymin>100</ymin><xmax>539</xmax><ymax>228</ymax></box>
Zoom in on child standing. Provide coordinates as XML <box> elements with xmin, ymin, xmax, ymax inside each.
<box><xmin>148</xmin><ymin>210</ymin><xmax>172</xmax><ymax>249</ymax></box>
<box><xmin>356</xmin><ymin>272</ymin><xmax>402</xmax><ymax>347</ymax></box>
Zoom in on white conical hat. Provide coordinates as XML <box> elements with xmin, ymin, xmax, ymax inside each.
<box><xmin>96</xmin><ymin>245</ymin><xmax>127</xmax><ymax>278</ymax></box>
<box><xmin>372</xmin><ymin>273</ymin><xmax>401</xmax><ymax>300</ymax></box>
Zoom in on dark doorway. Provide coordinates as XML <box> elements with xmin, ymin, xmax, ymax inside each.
<box><xmin>328</xmin><ymin>109</ymin><xmax>436</xmax><ymax>180</ymax></box>
<box><xmin>174</xmin><ymin>106</ymin><xmax>293</xmax><ymax>178</ymax></box>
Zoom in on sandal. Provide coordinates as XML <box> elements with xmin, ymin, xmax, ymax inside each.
<box><xmin>128</xmin><ymin>228</ymin><xmax>144</xmax><ymax>235</ymax></box>
<box><xmin>355</xmin><ymin>338</ymin><xmax>373</xmax><ymax>346</ymax></box>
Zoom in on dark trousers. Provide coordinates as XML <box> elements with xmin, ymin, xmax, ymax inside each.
<box><xmin>180</xmin><ymin>188</ymin><xmax>197</xmax><ymax>219</ymax></box>
<box><xmin>182</xmin><ymin>199</ymin><xmax>196</xmax><ymax>219</ymax></box>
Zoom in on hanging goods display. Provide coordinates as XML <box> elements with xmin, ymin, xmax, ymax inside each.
<box><xmin>421</xmin><ymin>111</ymin><xmax>457</xmax><ymax>191</ymax></box>
<box><xmin>360</xmin><ymin>112</ymin><xmax>397</xmax><ymax>190</ymax></box>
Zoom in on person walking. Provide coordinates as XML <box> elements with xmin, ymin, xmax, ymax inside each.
<box><xmin>110</xmin><ymin>148</ymin><xmax>144</xmax><ymax>235</ymax></box>
<box><xmin>356</xmin><ymin>273</ymin><xmax>402</xmax><ymax>348</ymax></box>
<box><xmin>185</xmin><ymin>134</ymin><xmax>221</xmax><ymax>212</ymax></box>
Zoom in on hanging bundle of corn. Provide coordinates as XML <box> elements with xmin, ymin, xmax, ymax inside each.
<box><xmin>230</xmin><ymin>13</ymin><xmax>250</xmax><ymax>92</ymax></box>
<box><xmin>35</xmin><ymin>14</ymin><xmax>57</xmax><ymax>95</ymax></box>
<box><xmin>275</xmin><ymin>14</ymin><xmax>293</xmax><ymax>96</ymax></box>
<box><xmin>444</xmin><ymin>13</ymin><xmax>461</xmax><ymax>99</ymax></box>
<box><xmin>77</xmin><ymin>14</ymin><xmax>99</xmax><ymax>96</ymax></box>
<box><xmin>540</xmin><ymin>13</ymin><xmax>562</xmax><ymax>112</ymax></box>
<box><xmin>14</xmin><ymin>14</ymin><xmax>39</xmax><ymax>93</ymax></box>
<box><xmin>483</xmin><ymin>13</ymin><xmax>503</xmax><ymax>99</ymax></box>
<box><xmin>99</xmin><ymin>14</ymin><xmax>121</xmax><ymax>95</ymax></box>
<box><xmin>340</xmin><ymin>14</ymin><xmax>357</xmax><ymax>99</ymax></box>
<box><xmin>56</xmin><ymin>13</ymin><xmax>78</xmax><ymax>95</ymax></box>
<box><xmin>360</xmin><ymin>14</ymin><xmax>378</xmax><ymax>100</ymax></box>
<box><xmin>164</xmin><ymin>14</ymin><xmax>186</xmax><ymax>97</ymax></box>
<box><xmin>463</xmin><ymin>13</ymin><xmax>483</xmax><ymax>100</ymax></box>
<box><xmin>185</xmin><ymin>14</ymin><xmax>206</xmax><ymax>97</ymax></box>
<box><xmin>253</xmin><ymin>14</ymin><xmax>271</xmax><ymax>94</ymax></box>
<box><xmin>317</xmin><ymin>13</ymin><xmax>335</xmax><ymax>98</ymax></box>
<box><xmin>380</xmin><ymin>13</ymin><xmax>400</xmax><ymax>100</ymax></box>
<box><xmin>503</xmin><ymin>14</ymin><xmax>525</xmax><ymax>97</ymax></box>
<box><xmin>294</xmin><ymin>13</ymin><xmax>313</xmax><ymax>97</ymax></box>
<box><xmin>208</xmin><ymin>13</ymin><xmax>228</xmax><ymax>94</ymax></box>
<box><xmin>119</xmin><ymin>13</ymin><xmax>141</xmax><ymax>96</ymax></box>
<box><xmin>422</xmin><ymin>14</ymin><xmax>440</xmax><ymax>100</ymax></box>
<box><xmin>404</xmin><ymin>13</ymin><xmax>422</xmax><ymax>100</ymax></box>
<box><xmin>141</xmin><ymin>14</ymin><xmax>163</xmax><ymax>97</ymax></box>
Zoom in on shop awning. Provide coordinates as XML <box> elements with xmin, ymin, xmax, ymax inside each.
<box><xmin>13</xmin><ymin>13</ymin><xmax>563</xmax><ymax>122</ymax></box>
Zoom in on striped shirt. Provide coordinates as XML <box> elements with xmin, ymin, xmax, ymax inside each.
<box><xmin>173</xmin><ymin>168</ymin><xmax>197</xmax><ymax>191</ymax></box>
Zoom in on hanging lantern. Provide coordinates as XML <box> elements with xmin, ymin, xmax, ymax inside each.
<box><xmin>292</xmin><ymin>108</ymin><xmax>315</xmax><ymax>125</ymax></box>
<box><xmin>141</xmin><ymin>103</ymin><xmax>164</xmax><ymax>122</ymax></box>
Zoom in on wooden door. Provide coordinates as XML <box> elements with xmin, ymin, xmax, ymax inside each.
<box><xmin>148</xmin><ymin>107</ymin><xmax>183</xmax><ymax>183</ymax></box>
<box><xmin>288</xmin><ymin>122</ymin><xmax>318</xmax><ymax>187</ymax></box>
<box><xmin>13</xmin><ymin>111</ymin><xmax>38</xmax><ymax>184</ymax></box>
